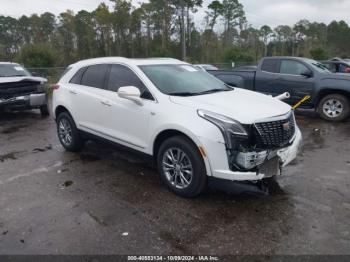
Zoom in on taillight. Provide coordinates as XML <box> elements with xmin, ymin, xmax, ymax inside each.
<box><xmin>52</xmin><ymin>84</ymin><xmax>60</xmax><ymax>90</ymax></box>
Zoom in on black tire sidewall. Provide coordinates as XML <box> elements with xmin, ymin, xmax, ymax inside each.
<box><xmin>318</xmin><ymin>94</ymin><xmax>350</xmax><ymax>121</ymax></box>
<box><xmin>157</xmin><ymin>136</ymin><xmax>207</xmax><ymax>197</ymax></box>
<box><xmin>56</xmin><ymin>112</ymin><xmax>82</xmax><ymax>152</ymax></box>
<box><xmin>40</xmin><ymin>104</ymin><xmax>50</xmax><ymax>117</ymax></box>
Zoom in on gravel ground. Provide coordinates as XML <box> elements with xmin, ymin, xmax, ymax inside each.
<box><xmin>0</xmin><ymin>109</ymin><xmax>349</xmax><ymax>255</ymax></box>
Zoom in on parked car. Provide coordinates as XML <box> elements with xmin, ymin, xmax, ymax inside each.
<box><xmin>194</xmin><ymin>64</ymin><xmax>219</xmax><ymax>71</ymax></box>
<box><xmin>208</xmin><ymin>56</ymin><xmax>350</xmax><ymax>121</ymax></box>
<box><xmin>322</xmin><ymin>60</ymin><xmax>350</xmax><ymax>74</ymax></box>
<box><xmin>53</xmin><ymin>57</ymin><xmax>302</xmax><ymax>197</ymax></box>
<box><xmin>0</xmin><ymin>62</ymin><xmax>49</xmax><ymax>116</ymax></box>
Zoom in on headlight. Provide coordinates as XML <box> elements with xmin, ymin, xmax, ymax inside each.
<box><xmin>198</xmin><ymin>109</ymin><xmax>248</xmax><ymax>149</ymax></box>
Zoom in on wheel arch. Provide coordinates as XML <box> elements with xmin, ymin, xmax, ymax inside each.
<box><xmin>55</xmin><ymin>105</ymin><xmax>74</xmax><ymax>121</ymax></box>
<box><xmin>151</xmin><ymin>128</ymin><xmax>212</xmax><ymax>176</ymax></box>
<box><xmin>316</xmin><ymin>89</ymin><xmax>350</xmax><ymax>109</ymax></box>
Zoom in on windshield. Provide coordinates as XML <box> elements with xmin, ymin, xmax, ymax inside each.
<box><xmin>0</xmin><ymin>64</ymin><xmax>31</xmax><ymax>77</ymax></box>
<box><xmin>139</xmin><ymin>64</ymin><xmax>232</xmax><ymax>96</ymax></box>
<box><xmin>304</xmin><ymin>59</ymin><xmax>331</xmax><ymax>73</ymax></box>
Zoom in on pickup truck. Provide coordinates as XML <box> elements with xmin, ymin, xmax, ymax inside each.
<box><xmin>0</xmin><ymin>62</ymin><xmax>49</xmax><ymax>116</ymax></box>
<box><xmin>208</xmin><ymin>57</ymin><xmax>350</xmax><ymax>121</ymax></box>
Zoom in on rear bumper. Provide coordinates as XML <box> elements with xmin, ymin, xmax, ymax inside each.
<box><xmin>204</xmin><ymin>127</ymin><xmax>302</xmax><ymax>181</ymax></box>
<box><xmin>0</xmin><ymin>93</ymin><xmax>47</xmax><ymax>109</ymax></box>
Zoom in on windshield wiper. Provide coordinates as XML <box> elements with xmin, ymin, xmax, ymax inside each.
<box><xmin>196</xmin><ymin>88</ymin><xmax>232</xmax><ymax>95</ymax></box>
<box><xmin>168</xmin><ymin>92</ymin><xmax>198</xmax><ymax>96</ymax></box>
<box><xmin>168</xmin><ymin>87</ymin><xmax>233</xmax><ymax>97</ymax></box>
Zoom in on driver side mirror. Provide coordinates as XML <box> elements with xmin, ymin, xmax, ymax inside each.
<box><xmin>117</xmin><ymin>86</ymin><xmax>143</xmax><ymax>106</ymax></box>
<box><xmin>300</xmin><ymin>69</ymin><xmax>312</xmax><ymax>78</ymax></box>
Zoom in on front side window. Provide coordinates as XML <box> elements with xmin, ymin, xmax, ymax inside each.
<box><xmin>139</xmin><ymin>64</ymin><xmax>232</xmax><ymax>96</ymax></box>
<box><xmin>81</xmin><ymin>64</ymin><xmax>108</xmax><ymax>89</ymax></box>
<box><xmin>280</xmin><ymin>60</ymin><xmax>308</xmax><ymax>75</ymax></box>
<box><xmin>0</xmin><ymin>64</ymin><xmax>31</xmax><ymax>77</ymax></box>
<box><xmin>107</xmin><ymin>64</ymin><xmax>153</xmax><ymax>100</ymax></box>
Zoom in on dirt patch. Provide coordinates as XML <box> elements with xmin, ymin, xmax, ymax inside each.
<box><xmin>0</xmin><ymin>152</ymin><xmax>19</xmax><ymax>162</ymax></box>
<box><xmin>1</xmin><ymin>125</ymin><xmax>28</xmax><ymax>134</ymax></box>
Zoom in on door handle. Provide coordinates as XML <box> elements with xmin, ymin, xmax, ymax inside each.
<box><xmin>100</xmin><ymin>100</ymin><xmax>112</xmax><ymax>107</ymax></box>
<box><xmin>69</xmin><ymin>90</ymin><xmax>78</xmax><ymax>95</ymax></box>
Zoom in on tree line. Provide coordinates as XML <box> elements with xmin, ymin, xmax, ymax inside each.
<box><xmin>0</xmin><ymin>0</ymin><xmax>349</xmax><ymax>68</ymax></box>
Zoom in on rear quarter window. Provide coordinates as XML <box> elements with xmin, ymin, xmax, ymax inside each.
<box><xmin>70</xmin><ymin>67</ymin><xmax>87</xmax><ymax>84</ymax></box>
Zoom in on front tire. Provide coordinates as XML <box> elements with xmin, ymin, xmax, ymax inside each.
<box><xmin>318</xmin><ymin>94</ymin><xmax>350</xmax><ymax>121</ymax></box>
<box><xmin>157</xmin><ymin>136</ymin><xmax>207</xmax><ymax>198</ymax></box>
<box><xmin>40</xmin><ymin>104</ymin><xmax>50</xmax><ymax>117</ymax></box>
<box><xmin>56</xmin><ymin>112</ymin><xmax>83</xmax><ymax>152</ymax></box>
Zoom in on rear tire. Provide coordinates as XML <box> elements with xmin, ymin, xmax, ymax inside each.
<box><xmin>40</xmin><ymin>104</ymin><xmax>50</xmax><ymax>117</ymax></box>
<box><xmin>157</xmin><ymin>136</ymin><xmax>207</xmax><ymax>198</ymax></box>
<box><xmin>56</xmin><ymin>112</ymin><xmax>83</xmax><ymax>152</ymax></box>
<box><xmin>318</xmin><ymin>94</ymin><xmax>350</xmax><ymax>121</ymax></box>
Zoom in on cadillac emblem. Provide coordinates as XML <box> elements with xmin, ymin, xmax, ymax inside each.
<box><xmin>282</xmin><ymin>121</ymin><xmax>291</xmax><ymax>131</ymax></box>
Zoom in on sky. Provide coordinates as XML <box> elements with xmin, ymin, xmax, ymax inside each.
<box><xmin>0</xmin><ymin>0</ymin><xmax>349</xmax><ymax>29</ymax></box>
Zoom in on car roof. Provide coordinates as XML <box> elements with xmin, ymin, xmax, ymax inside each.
<box><xmin>70</xmin><ymin>57</ymin><xmax>186</xmax><ymax>68</ymax></box>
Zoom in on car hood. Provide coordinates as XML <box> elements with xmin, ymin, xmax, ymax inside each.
<box><xmin>169</xmin><ymin>88</ymin><xmax>291</xmax><ymax>124</ymax></box>
<box><xmin>0</xmin><ymin>76</ymin><xmax>47</xmax><ymax>85</ymax></box>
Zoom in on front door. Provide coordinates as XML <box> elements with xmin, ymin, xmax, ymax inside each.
<box><xmin>97</xmin><ymin>64</ymin><xmax>155</xmax><ymax>150</ymax></box>
<box><xmin>273</xmin><ymin>59</ymin><xmax>315</xmax><ymax>105</ymax></box>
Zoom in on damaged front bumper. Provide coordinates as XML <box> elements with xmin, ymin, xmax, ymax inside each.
<box><xmin>211</xmin><ymin>127</ymin><xmax>302</xmax><ymax>181</ymax></box>
<box><xmin>0</xmin><ymin>93</ymin><xmax>47</xmax><ymax>109</ymax></box>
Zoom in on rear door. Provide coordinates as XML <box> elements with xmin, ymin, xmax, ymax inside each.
<box><xmin>273</xmin><ymin>59</ymin><xmax>315</xmax><ymax>105</ymax></box>
<box><xmin>68</xmin><ymin>64</ymin><xmax>110</xmax><ymax>133</ymax></box>
<box><xmin>255</xmin><ymin>58</ymin><xmax>280</xmax><ymax>95</ymax></box>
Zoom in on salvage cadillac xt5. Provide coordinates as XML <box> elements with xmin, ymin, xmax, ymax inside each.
<box><xmin>53</xmin><ymin>57</ymin><xmax>302</xmax><ymax>197</ymax></box>
<box><xmin>0</xmin><ymin>62</ymin><xmax>49</xmax><ymax>116</ymax></box>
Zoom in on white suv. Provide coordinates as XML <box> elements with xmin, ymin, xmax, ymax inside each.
<box><xmin>53</xmin><ymin>57</ymin><xmax>302</xmax><ymax>197</ymax></box>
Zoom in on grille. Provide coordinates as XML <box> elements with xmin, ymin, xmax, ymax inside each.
<box><xmin>254</xmin><ymin>112</ymin><xmax>295</xmax><ymax>149</ymax></box>
<box><xmin>0</xmin><ymin>81</ymin><xmax>38</xmax><ymax>99</ymax></box>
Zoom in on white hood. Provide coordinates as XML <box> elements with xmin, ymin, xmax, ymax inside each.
<box><xmin>0</xmin><ymin>76</ymin><xmax>47</xmax><ymax>84</ymax></box>
<box><xmin>170</xmin><ymin>88</ymin><xmax>291</xmax><ymax>124</ymax></box>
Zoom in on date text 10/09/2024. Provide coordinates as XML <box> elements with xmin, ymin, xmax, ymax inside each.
<box><xmin>127</xmin><ymin>256</ymin><xmax>219</xmax><ymax>261</ymax></box>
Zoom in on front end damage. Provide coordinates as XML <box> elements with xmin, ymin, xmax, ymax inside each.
<box><xmin>212</xmin><ymin>111</ymin><xmax>302</xmax><ymax>181</ymax></box>
<box><xmin>0</xmin><ymin>78</ymin><xmax>48</xmax><ymax>111</ymax></box>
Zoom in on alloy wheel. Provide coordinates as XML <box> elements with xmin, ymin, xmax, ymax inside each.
<box><xmin>162</xmin><ymin>148</ymin><xmax>193</xmax><ymax>189</ymax></box>
<box><xmin>58</xmin><ymin>118</ymin><xmax>73</xmax><ymax>146</ymax></box>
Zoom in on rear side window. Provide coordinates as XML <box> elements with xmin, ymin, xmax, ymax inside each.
<box><xmin>70</xmin><ymin>67</ymin><xmax>87</xmax><ymax>84</ymax></box>
<box><xmin>280</xmin><ymin>60</ymin><xmax>308</xmax><ymax>75</ymax></box>
<box><xmin>81</xmin><ymin>64</ymin><xmax>108</xmax><ymax>89</ymax></box>
<box><xmin>107</xmin><ymin>64</ymin><xmax>153</xmax><ymax>100</ymax></box>
<box><xmin>261</xmin><ymin>59</ymin><xmax>279</xmax><ymax>73</ymax></box>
